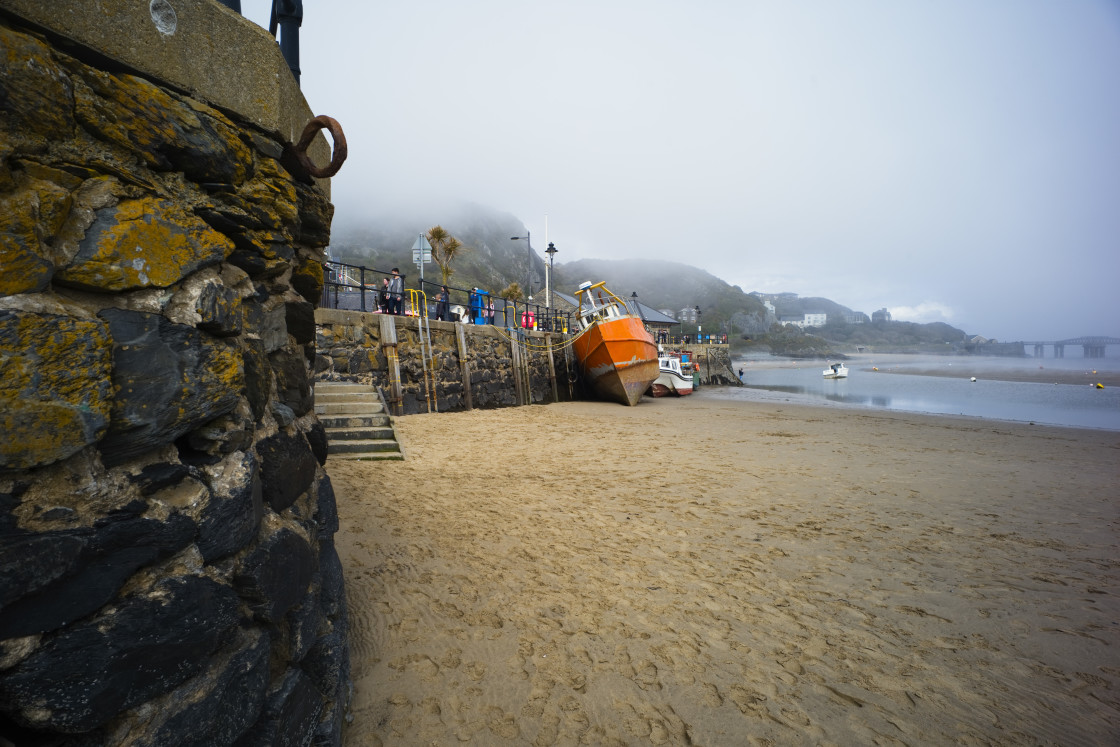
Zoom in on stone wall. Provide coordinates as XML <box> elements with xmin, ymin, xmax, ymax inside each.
<box><xmin>684</xmin><ymin>344</ymin><xmax>740</xmax><ymax>386</ymax></box>
<box><xmin>315</xmin><ymin>310</ymin><xmax>583</xmax><ymax>414</ymax></box>
<box><xmin>0</xmin><ymin>12</ymin><xmax>348</xmax><ymax>746</ymax></box>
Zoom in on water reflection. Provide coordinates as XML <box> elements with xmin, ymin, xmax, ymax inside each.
<box><xmin>742</xmin><ymin>384</ymin><xmax>895</xmax><ymax>408</ymax></box>
<box><xmin>730</xmin><ymin>358</ymin><xmax>1120</xmax><ymax>431</ymax></box>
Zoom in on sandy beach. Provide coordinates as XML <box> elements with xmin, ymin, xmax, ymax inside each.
<box><xmin>331</xmin><ymin>394</ymin><xmax>1120</xmax><ymax>745</ymax></box>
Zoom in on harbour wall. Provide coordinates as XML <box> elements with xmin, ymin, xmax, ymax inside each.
<box><xmin>314</xmin><ymin>310</ymin><xmax>739</xmax><ymax>411</ymax></box>
<box><xmin>0</xmin><ymin>2</ymin><xmax>348</xmax><ymax>744</ymax></box>
<box><xmin>315</xmin><ymin>309</ymin><xmax>585</xmax><ymax>413</ymax></box>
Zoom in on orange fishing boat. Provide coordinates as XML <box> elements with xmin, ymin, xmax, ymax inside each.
<box><xmin>571</xmin><ymin>281</ymin><xmax>659</xmax><ymax>406</ymax></box>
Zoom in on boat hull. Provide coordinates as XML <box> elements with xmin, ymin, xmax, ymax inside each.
<box><xmin>573</xmin><ymin>317</ymin><xmax>659</xmax><ymax>406</ymax></box>
<box><xmin>649</xmin><ymin>370</ymin><xmax>694</xmax><ymax>397</ymax></box>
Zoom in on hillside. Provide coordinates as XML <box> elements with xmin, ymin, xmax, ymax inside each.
<box><xmin>328</xmin><ymin>204</ymin><xmax>977</xmax><ymax>350</ymax></box>
<box><xmin>328</xmin><ymin>203</ymin><xmax>547</xmax><ymax>294</ymax></box>
<box><xmin>553</xmin><ymin>259</ymin><xmax>770</xmax><ymax>335</ymax></box>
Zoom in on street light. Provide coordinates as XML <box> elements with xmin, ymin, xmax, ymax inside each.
<box><xmin>630</xmin><ymin>292</ymin><xmax>645</xmax><ymax>321</ymax></box>
<box><xmin>695</xmin><ymin>305</ymin><xmax>702</xmax><ymax>344</ymax></box>
<box><xmin>511</xmin><ymin>233</ymin><xmax>532</xmax><ymax>299</ymax></box>
<box><xmin>545</xmin><ymin>242</ymin><xmax>558</xmax><ymax>308</ymax></box>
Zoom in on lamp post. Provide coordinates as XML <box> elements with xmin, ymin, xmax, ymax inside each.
<box><xmin>545</xmin><ymin>242</ymin><xmax>558</xmax><ymax>308</ymax></box>
<box><xmin>511</xmin><ymin>233</ymin><xmax>532</xmax><ymax>299</ymax></box>
<box><xmin>695</xmin><ymin>305</ymin><xmax>702</xmax><ymax>344</ymax></box>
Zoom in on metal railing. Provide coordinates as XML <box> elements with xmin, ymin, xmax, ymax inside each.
<box><xmin>320</xmin><ymin>260</ymin><xmax>576</xmax><ymax>332</ymax></box>
<box><xmin>320</xmin><ymin>260</ymin><xmax>402</xmax><ymax>313</ymax></box>
<box><xmin>417</xmin><ymin>279</ymin><xmax>575</xmax><ymax>333</ymax></box>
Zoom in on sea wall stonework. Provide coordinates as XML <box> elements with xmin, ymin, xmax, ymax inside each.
<box><xmin>0</xmin><ymin>16</ymin><xmax>348</xmax><ymax>746</ymax></box>
<box><xmin>315</xmin><ymin>310</ymin><xmax>583</xmax><ymax>413</ymax></box>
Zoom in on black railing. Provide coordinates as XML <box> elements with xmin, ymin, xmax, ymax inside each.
<box><xmin>417</xmin><ymin>279</ymin><xmax>576</xmax><ymax>332</ymax></box>
<box><xmin>320</xmin><ymin>260</ymin><xmax>576</xmax><ymax>332</ymax></box>
<box><xmin>321</xmin><ymin>260</ymin><xmax>401</xmax><ymax>313</ymax></box>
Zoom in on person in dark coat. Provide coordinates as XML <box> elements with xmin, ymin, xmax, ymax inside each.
<box><xmin>436</xmin><ymin>286</ymin><xmax>450</xmax><ymax>321</ymax></box>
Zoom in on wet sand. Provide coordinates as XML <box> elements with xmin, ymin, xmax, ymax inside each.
<box><xmin>332</xmin><ymin>394</ymin><xmax>1120</xmax><ymax>745</ymax></box>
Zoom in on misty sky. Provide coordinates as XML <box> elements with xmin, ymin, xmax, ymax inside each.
<box><xmin>238</xmin><ymin>0</ymin><xmax>1119</xmax><ymax>341</ymax></box>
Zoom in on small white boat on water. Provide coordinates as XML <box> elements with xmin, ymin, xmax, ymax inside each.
<box><xmin>824</xmin><ymin>362</ymin><xmax>849</xmax><ymax>379</ymax></box>
<box><xmin>649</xmin><ymin>354</ymin><xmax>694</xmax><ymax>397</ymax></box>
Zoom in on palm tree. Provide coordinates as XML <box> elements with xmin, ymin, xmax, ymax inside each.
<box><xmin>426</xmin><ymin>225</ymin><xmax>465</xmax><ymax>284</ymax></box>
<box><xmin>498</xmin><ymin>282</ymin><xmax>524</xmax><ymax>301</ymax></box>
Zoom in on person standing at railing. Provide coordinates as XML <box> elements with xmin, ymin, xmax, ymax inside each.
<box><xmin>436</xmin><ymin>286</ymin><xmax>450</xmax><ymax>321</ymax></box>
<box><xmin>388</xmin><ymin>268</ymin><xmax>404</xmax><ymax>315</ymax></box>
<box><xmin>487</xmin><ymin>297</ymin><xmax>495</xmax><ymax>325</ymax></box>
<box><xmin>378</xmin><ymin>277</ymin><xmax>390</xmax><ymax>313</ymax></box>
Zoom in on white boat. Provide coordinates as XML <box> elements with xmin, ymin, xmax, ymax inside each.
<box><xmin>824</xmin><ymin>363</ymin><xmax>849</xmax><ymax>379</ymax></box>
<box><xmin>648</xmin><ymin>354</ymin><xmax>694</xmax><ymax>397</ymax></box>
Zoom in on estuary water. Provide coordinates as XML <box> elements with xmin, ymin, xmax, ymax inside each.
<box><xmin>719</xmin><ymin>354</ymin><xmax>1120</xmax><ymax>431</ymax></box>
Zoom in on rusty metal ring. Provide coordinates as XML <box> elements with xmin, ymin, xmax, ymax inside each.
<box><xmin>293</xmin><ymin>115</ymin><xmax>347</xmax><ymax>178</ymax></box>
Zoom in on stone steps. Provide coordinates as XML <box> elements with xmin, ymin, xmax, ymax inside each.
<box><xmin>314</xmin><ymin>382</ymin><xmax>402</xmax><ymax>461</ymax></box>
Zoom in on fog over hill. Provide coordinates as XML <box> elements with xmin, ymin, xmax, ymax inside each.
<box><xmin>329</xmin><ymin>204</ymin><xmax>975</xmax><ymax>340</ymax></box>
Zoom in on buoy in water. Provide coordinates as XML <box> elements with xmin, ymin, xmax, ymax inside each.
<box><xmin>1096</xmin><ymin>383</ymin><xmax>1104</xmax><ymax>389</ymax></box>
<box><xmin>873</xmin><ymin>367</ymin><xmax>878</xmax><ymax>371</ymax></box>
<box><xmin>970</xmin><ymin>377</ymin><xmax>977</xmax><ymax>382</ymax></box>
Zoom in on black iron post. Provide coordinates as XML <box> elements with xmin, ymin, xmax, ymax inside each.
<box><xmin>511</xmin><ymin>233</ymin><xmax>531</xmax><ymax>299</ymax></box>
<box><xmin>545</xmin><ymin>242</ymin><xmax>558</xmax><ymax>308</ymax></box>
<box><xmin>270</xmin><ymin>0</ymin><xmax>303</xmax><ymax>84</ymax></box>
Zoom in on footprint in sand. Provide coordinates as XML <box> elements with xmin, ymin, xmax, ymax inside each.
<box><xmin>485</xmin><ymin>707</ymin><xmax>519</xmax><ymax>739</ymax></box>
<box><xmin>386</xmin><ymin>653</ymin><xmax>440</xmax><ymax>682</ymax></box>
<box><xmin>728</xmin><ymin>684</ymin><xmax>769</xmax><ymax>716</ymax></box>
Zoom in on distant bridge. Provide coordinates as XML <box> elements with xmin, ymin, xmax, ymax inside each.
<box><xmin>1016</xmin><ymin>336</ymin><xmax>1120</xmax><ymax>358</ymax></box>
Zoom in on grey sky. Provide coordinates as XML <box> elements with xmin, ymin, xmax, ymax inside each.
<box><xmin>241</xmin><ymin>0</ymin><xmax>1119</xmax><ymax>341</ymax></box>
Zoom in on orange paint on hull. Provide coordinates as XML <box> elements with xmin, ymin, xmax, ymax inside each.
<box><xmin>572</xmin><ymin>316</ymin><xmax>659</xmax><ymax>406</ymax></box>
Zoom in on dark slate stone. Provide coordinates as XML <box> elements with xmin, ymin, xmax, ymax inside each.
<box><xmin>271</xmin><ymin>401</ymin><xmax>296</xmax><ymax>427</ymax></box>
<box><xmin>0</xmin><ymin>714</ymin><xmax>106</xmax><ymax>746</ymax></box>
<box><xmin>249</xmin><ymin>131</ymin><xmax>284</xmax><ymax>160</ymax></box>
<box><xmin>233</xmin><ymin>669</ymin><xmax>321</xmax><ymax>747</ymax></box>
<box><xmin>0</xmin><ymin>512</ymin><xmax>196</xmax><ymax>639</ymax></box>
<box><xmin>0</xmin><ymin>484</ymin><xmax>25</xmax><ymax>536</ymax></box>
<box><xmin>256</xmin><ymin>432</ymin><xmax>317</xmax><ymax>513</ymax></box>
<box><xmin>314</xmin><ymin>475</ymin><xmax>338</xmax><ymax>536</ymax></box>
<box><xmin>97</xmin><ymin>309</ymin><xmax>242</xmax><ymax>466</ymax></box>
<box><xmin>286</xmin><ymin>588</ymin><xmax>324</xmax><ymax>664</ymax></box>
<box><xmin>228</xmin><ymin>248</ymin><xmax>268</xmax><ymax>278</ymax></box>
<box><xmin>128</xmin><ymin>462</ymin><xmax>192</xmax><ymax>496</ymax></box>
<box><xmin>233</xmin><ymin>528</ymin><xmax>314</xmax><ymax>623</ymax></box>
<box><xmin>242</xmin><ymin>337</ymin><xmax>270</xmax><ymax>422</ymax></box>
<box><xmin>269</xmin><ymin>348</ymin><xmax>312</xmax><ymax>416</ymax></box>
<box><xmin>285</xmin><ymin>299</ymin><xmax>316</xmax><ymax>345</ymax></box>
<box><xmin>197</xmin><ymin>282</ymin><xmax>243</xmax><ymax>337</ymax></box>
<box><xmin>135</xmin><ymin>628</ymin><xmax>271</xmax><ymax>747</ymax></box>
<box><xmin>307</xmin><ymin>421</ymin><xmax>328</xmax><ymax>467</ymax></box>
<box><xmin>302</xmin><ymin>628</ymin><xmax>349</xmax><ymax>701</ymax></box>
<box><xmin>0</xmin><ymin>575</ymin><xmax>240</xmax><ymax>733</ymax></box>
<box><xmin>317</xmin><ymin>541</ymin><xmax>347</xmax><ymax>622</ymax></box>
<box><xmin>0</xmin><ymin>532</ymin><xmax>88</xmax><ymax>609</ymax></box>
<box><xmin>195</xmin><ymin>205</ymin><xmax>250</xmax><ymax>234</ymax></box>
<box><xmin>186</xmin><ymin>413</ymin><xmax>253</xmax><ymax>457</ymax></box>
<box><xmin>197</xmin><ymin>451</ymin><xmax>263</xmax><ymax>563</ymax></box>
<box><xmin>295</xmin><ymin>181</ymin><xmax>333</xmax><ymax>247</ymax></box>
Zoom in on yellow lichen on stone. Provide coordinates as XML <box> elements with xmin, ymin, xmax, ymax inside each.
<box><xmin>0</xmin><ymin>25</ymin><xmax>75</xmax><ymax>146</ymax></box>
<box><xmin>0</xmin><ymin>189</ymin><xmax>54</xmax><ymax>296</ymax></box>
<box><xmin>0</xmin><ymin>310</ymin><xmax>112</xmax><ymax>469</ymax></box>
<box><xmin>73</xmin><ymin>69</ymin><xmax>251</xmax><ymax>184</ymax></box>
<box><xmin>55</xmin><ymin>197</ymin><xmax>234</xmax><ymax>292</ymax></box>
